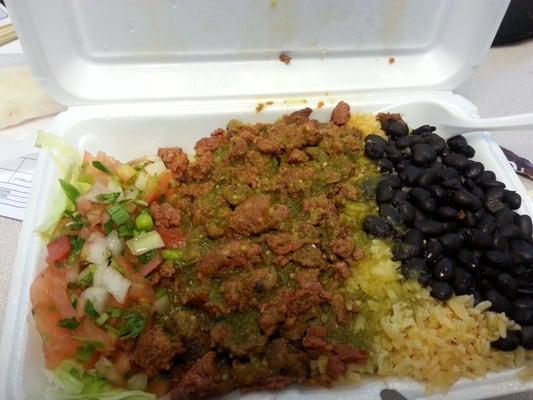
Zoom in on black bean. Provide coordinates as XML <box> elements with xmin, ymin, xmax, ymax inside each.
<box><xmin>392</xmin><ymin>190</ymin><xmax>408</xmax><ymax>202</ymax></box>
<box><xmin>484</xmin><ymin>250</ymin><xmax>513</xmax><ymax>268</ymax></box>
<box><xmin>416</xmin><ymin>166</ymin><xmax>439</xmax><ymax>187</ymax></box>
<box><xmin>497</xmin><ymin>273</ymin><xmax>517</xmax><ymax>293</ymax></box>
<box><xmin>463</xmin><ymin>162</ymin><xmax>484</xmax><ymax>180</ymax></box>
<box><xmin>496</xmin><ymin>208</ymin><xmax>517</xmax><ymax>227</ymax></box>
<box><xmin>441</xmin><ymin>179</ymin><xmax>462</xmax><ymax>190</ymax></box>
<box><xmin>439</xmin><ymin>167</ymin><xmax>460</xmax><ymax>181</ymax></box>
<box><xmin>432</xmin><ymin>258</ymin><xmax>455</xmax><ymax>280</ymax></box>
<box><xmin>395</xmin><ymin>159</ymin><xmax>410</xmax><ymax>171</ymax></box>
<box><xmin>485</xmin><ymin>198</ymin><xmax>506</xmax><ymax>214</ymax></box>
<box><xmin>430</xmin><ymin>280</ymin><xmax>453</xmax><ymax>301</ymax></box>
<box><xmin>474</xmin><ymin>208</ymin><xmax>486</xmax><ymax>220</ymax></box>
<box><xmin>414</xmin><ymin>219</ymin><xmax>446</xmax><ymax>237</ymax></box>
<box><xmin>485</xmin><ymin>187</ymin><xmax>504</xmax><ymax>202</ymax></box>
<box><xmin>471</xmin><ymin>289</ymin><xmax>484</xmax><ymax>305</ymax></box>
<box><xmin>517</xmin><ymin>285</ymin><xmax>533</xmax><ymax>296</ymax></box>
<box><xmin>424</xmin><ymin>238</ymin><xmax>443</xmax><ymax>263</ymax></box>
<box><xmin>447</xmin><ymin>135</ymin><xmax>468</xmax><ymax>151</ymax></box>
<box><xmin>463</xmin><ymin>211</ymin><xmax>478</xmax><ymax>228</ymax></box>
<box><xmin>414</xmin><ymin>208</ymin><xmax>427</xmax><ymax>222</ymax></box>
<box><xmin>412</xmin><ymin>125</ymin><xmax>436</xmax><ymax>135</ymax></box>
<box><xmin>477</xmin><ymin>277</ymin><xmax>494</xmax><ymax>291</ymax></box>
<box><xmin>503</xmin><ymin>190</ymin><xmax>522</xmax><ymax>210</ymax></box>
<box><xmin>412</xmin><ymin>144</ymin><xmax>437</xmax><ymax>165</ymax></box>
<box><xmin>365</xmin><ymin>143</ymin><xmax>384</xmax><ymax>159</ymax></box>
<box><xmin>399</xmin><ymin>165</ymin><xmax>422</xmax><ymax>186</ymax></box>
<box><xmin>394</xmin><ymin>136</ymin><xmax>411</xmax><ymax>149</ymax></box>
<box><xmin>392</xmin><ymin>199</ymin><xmax>415</xmax><ymax>224</ymax></box>
<box><xmin>401</xmin><ymin>257</ymin><xmax>430</xmax><ymax>285</ymax></box>
<box><xmin>453</xmin><ymin>267</ymin><xmax>475</xmax><ymax>294</ymax></box>
<box><xmin>441</xmin><ymin>221</ymin><xmax>459</xmax><ymax>234</ymax></box>
<box><xmin>491</xmin><ymin>330</ymin><xmax>519</xmax><ymax>352</ymax></box>
<box><xmin>419</xmin><ymin>197</ymin><xmax>437</xmax><ymax>214</ymax></box>
<box><xmin>479</xmin><ymin>214</ymin><xmax>497</xmax><ymax>234</ymax></box>
<box><xmin>482</xmin><ymin>266</ymin><xmax>501</xmax><ymax>280</ymax></box>
<box><xmin>476</xmin><ymin>170</ymin><xmax>496</xmax><ymax>185</ymax></box>
<box><xmin>376</xmin><ymin>183</ymin><xmax>394</xmax><ymax>204</ymax></box>
<box><xmin>500</xmin><ymin>223</ymin><xmax>522</xmax><ymax>240</ymax></box>
<box><xmin>439</xmin><ymin>233</ymin><xmax>463</xmax><ymax>251</ymax></box>
<box><xmin>519</xmin><ymin>327</ymin><xmax>533</xmax><ymax>349</ymax></box>
<box><xmin>409</xmin><ymin>187</ymin><xmax>431</xmax><ymax>203</ymax></box>
<box><xmin>518</xmin><ymin>215</ymin><xmax>533</xmax><ymax>238</ymax></box>
<box><xmin>380</xmin><ymin>204</ymin><xmax>403</xmax><ymax>227</ymax></box>
<box><xmin>458</xmin><ymin>248</ymin><xmax>481</xmax><ymax>273</ymax></box>
<box><xmin>380</xmin><ymin>174</ymin><xmax>402</xmax><ymax>190</ymax></box>
<box><xmin>422</xmin><ymin>133</ymin><xmax>446</xmax><ymax>154</ymax></box>
<box><xmin>485</xmin><ymin>289</ymin><xmax>513</xmax><ymax>314</ymax></box>
<box><xmin>442</xmin><ymin>152</ymin><xmax>470</xmax><ymax>171</ymax></box>
<box><xmin>465</xmin><ymin>229</ymin><xmax>492</xmax><ymax>250</ymax></box>
<box><xmin>384</xmin><ymin>145</ymin><xmax>403</xmax><ymax>163</ymax></box>
<box><xmin>437</xmin><ymin>206</ymin><xmax>458</xmax><ymax>221</ymax></box>
<box><xmin>513</xmin><ymin>308</ymin><xmax>533</xmax><ymax>325</ymax></box>
<box><xmin>452</xmin><ymin>190</ymin><xmax>482</xmax><ymax>211</ymax></box>
<box><xmin>366</xmin><ymin>133</ymin><xmax>389</xmax><ymax>146</ymax></box>
<box><xmin>456</xmin><ymin>145</ymin><xmax>475</xmax><ymax>158</ymax></box>
<box><xmin>511</xmin><ymin>240</ymin><xmax>533</xmax><ymax>263</ymax></box>
<box><xmin>429</xmin><ymin>185</ymin><xmax>447</xmax><ymax>204</ymax></box>
<box><xmin>513</xmin><ymin>298</ymin><xmax>533</xmax><ymax>309</ymax></box>
<box><xmin>480</xmin><ymin>179</ymin><xmax>506</xmax><ymax>190</ymax></box>
<box><xmin>382</xmin><ymin>119</ymin><xmax>409</xmax><ymax>138</ymax></box>
<box><xmin>363</xmin><ymin>215</ymin><xmax>392</xmax><ymax>237</ymax></box>
<box><xmin>492</xmin><ymin>234</ymin><xmax>510</xmax><ymax>251</ymax></box>
<box><xmin>377</xmin><ymin>159</ymin><xmax>394</xmax><ymax>172</ymax></box>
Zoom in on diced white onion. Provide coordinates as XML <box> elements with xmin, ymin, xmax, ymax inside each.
<box><xmin>154</xmin><ymin>295</ymin><xmax>170</xmax><ymax>315</ymax></box>
<box><xmin>76</xmin><ymin>286</ymin><xmax>109</xmax><ymax>317</ymax></box>
<box><xmin>134</xmin><ymin>171</ymin><xmax>148</xmax><ymax>191</ymax></box>
<box><xmin>83</xmin><ymin>231</ymin><xmax>110</xmax><ymax>264</ymax></box>
<box><xmin>127</xmin><ymin>372</ymin><xmax>148</xmax><ymax>391</ymax></box>
<box><xmin>105</xmin><ymin>230</ymin><xmax>124</xmax><ymax>257</ymax></box>
<box><xmin>95</xmin><ymin>356</ymin><xmax>123</xmax><ymax>386</ymax></box>
<box><xmin>144</xmin><ymin>160</ymin><xmax>167</xmax><ymax>176</ymax></box>
<box><xmin>106</xmin><ymin>179</ymin><xmax>125</xmax><ymax>201</ymax></box>
<box><xmin>93</xmin><ymin>264</ymin><xmax>132</xmax><ymax>304</ymax></box>
<box><xmin>126</xmin><ymin>231</ymin><xmax>165</xmax><ymax>256</ymax></box>
<box><xmin>123</xmin><ymin>187</ymin><xmax>139</xmax><ymax>201</ymax></box>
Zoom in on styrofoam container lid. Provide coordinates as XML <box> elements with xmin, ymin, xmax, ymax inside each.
<box><xmin>8</xmin><ymin>0</ymin><xmax>509</xmax><ymax>105</ymax></box>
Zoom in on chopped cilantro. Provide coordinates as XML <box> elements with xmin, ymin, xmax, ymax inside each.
<box><xmin>107</xmin><ymin>307</ymin><xmax>123</xmax><ymax>318</ymax></box>
<box><xmin>58</xmin><ymin>317</ymin><xmax>80</xmax><ymax>330</ymax></box>
<box><xmin>138</xmin><ymin>249</ymin><xmax>156</xmax><ymax>264</ymax></box>
<box><xmin>96</xmin><ymin>192</ymin><xmax>120</xmax><ymax>203</ymax></box>
<box><xmin>67</xmin><ymin>236</ymin><xmax>85</xmax><ymax>264</ymax></box>
<box><xmin>119</xmin><ymin>309</ymin><xmax>146</xmax><ymax>338</ymax></box>
<box><xmin>92</xmin><ymin>160</ymin><xmax>111</xmax><ymax>174</ymax></box>
<box><xmin>96</xmin><ymin>312</ymin><xmax>110</xmax><ymax>326</ymax></box>
<box><xmin>75</xmin><ymin>340</ymin><xmax>102</xmax><ymax>362</ymax></box>
<box><xmin>84</xmin><ymin>299</ymin><xmax>99</xmax><ymax>318</ymax></box>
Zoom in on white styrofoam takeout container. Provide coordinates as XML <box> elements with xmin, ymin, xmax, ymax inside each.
<box><xmin>2</xmin><ymin>0</ymin><xmax>533</xmax><ymax>399</ymax></box>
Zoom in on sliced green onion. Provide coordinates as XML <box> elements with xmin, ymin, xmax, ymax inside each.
<box><xmin>96</xmin><ymin>312</ymin><xmax>110</xmax><ymax>326</ymax></box>
<box><xmin>138</xmin><ymin>249</ymin><xmax>156</xmax><ymax>264</ymax></box>
<box><xmin>78</xmin><ymin>264</ymin><xmax>96</xmax><ymax>286</ymax></box>
<box><xmin>59</xmin><ymin>179</ymin><xmax>80</xmax><ymax>204</ymax></box>
<box><xmin>92</xmin><ymin>160</ymin><xmax>111</xmax><ymax>174</ymax></box>
<box><xmin>107</xmin><ymin>204</ymin><xmax>130</xmax><ymax>225</ymax></box>
<box><xmin>161</xmin><ymin>249</ymin><xmax>184</xmax><ymax>261</ymax></box>
<box><xmin>107</xmin><ymin>307</ymin><xmax>123</xmax><ymax>318</ymax></box>
<box><xmin>135</xmin><ymin>210</ymin><xmax>154</xmax><ymax>231</ymax></box>
<box><xmin>95</xmin><ymin>192</ymin><xmax>120</xmax><ymax>203</ymax></box>
<box><xmin>117</xmin><ymin>222</ymin><xmax>133</xmax><ymax>238</ymax></box>
<box><xmin>134</xmin><ymin>199</ymin><xmax>149</xmax><ymax>207</ymax></box>
<box><xmin>126</xmin><ymin>230</ymin><xmax>164</xmax><ymax>256</ymax></box>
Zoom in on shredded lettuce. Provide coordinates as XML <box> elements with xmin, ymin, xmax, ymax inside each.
<box><xmin>35</xmin><ymin>131</ymin><xmax>90</xmax><ymax>237</ymax></box>
<box><xmin>46</xmin><ymin>361</ymin><xmax>155</xmax><ymax>400</ymax></box>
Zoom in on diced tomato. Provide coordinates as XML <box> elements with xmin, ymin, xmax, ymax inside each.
<box><xmin>138</xmin><ymin>251</ymin><xmax>162</xmax><ymax>277</ymax></box>
<box><xmin>115</xmin><ymin>256</ymin><xmax>155</xmax><ymax>303</ymax></box>
<box><xmin>157</xmin><ymin>169</ymin><xmax>172</xmax><ymax>193</ymax></box>
<box><xmin>143</xmin><ymin>170</ymin><xmax>172</xmax><ymax>204</ymax></box>
<box><xmin>46</xmin><ymin>235</ymin><xmax>71</xmax><ymax>265</ymax></box>
<box><xmin>142</xmin><ymin>176</ymin><xmax>161</xmax><ymax>203</ymax></box>
<box><xmin>77</xmin><ymin>318</ymin><xmax>116</xmax><ymax>353</ymax></box>
<box><xmin>112</xmin><ymin>351</ymin><xmax>131</xmax><ymax>376</ymax></box>
<box><xmin>157</xmin><ymin>226</ymin><xmax>186</xmax><ymax>248</ymax></box>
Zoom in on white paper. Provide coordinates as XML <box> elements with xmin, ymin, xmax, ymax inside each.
<box><xmin>0</xmin><ymin>153</ymin><xmax>36</xmax><ymax>220</ymax></box>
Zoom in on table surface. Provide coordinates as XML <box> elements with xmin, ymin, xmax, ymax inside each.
<box><xmin>1</xmin><ymin>39</ymin><xmax>533</xmax><ymax>399</ymax></box>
